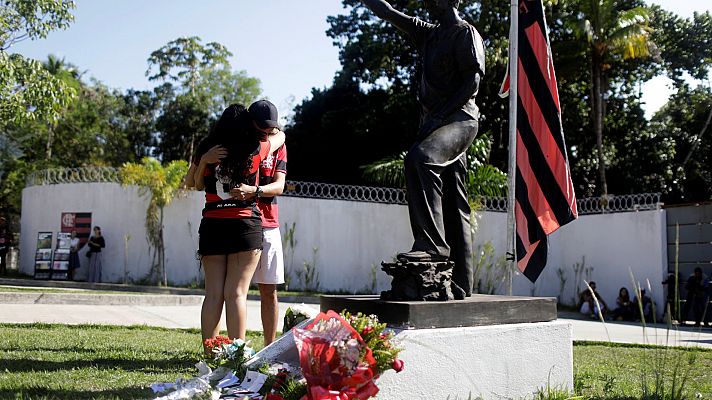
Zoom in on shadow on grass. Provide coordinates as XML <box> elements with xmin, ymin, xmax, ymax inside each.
<box><xmin>0</xmin><ymin>356</ymin><xmax>195</xmax><ymax>374</ymax></box>
<box><xmin>0</xmin><ymin>387</ymin><xmax>153</xmax><ymax>400</ymax></box>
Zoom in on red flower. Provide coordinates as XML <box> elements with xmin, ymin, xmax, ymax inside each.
<box><xmin>392</xmin><ymin>359</ymin><xmax>404</xmax><ymax>373</ymax></box>
<box><xmin>361</xmin><ymin>326</ymin><xmax>374</xmax><ymax>336</ymax></box>
<box><xmin>264</xmin><ymin>394</ymin><xmax>285</xmax><ymax>400</ymax></box>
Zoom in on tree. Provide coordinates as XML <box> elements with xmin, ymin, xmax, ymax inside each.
<box><xmin>572</xmin><ymin>0</ymin><xmax>654</xmax><ymax>196</ymax></box>
<box><xmin>154</xmin><ymin>93</ymin><xmax>211</xmax><ymax>162</ymax></box>
<box><xmin>649</xmin><ymin>7</ymin><xmax>712</xmax><ymax>85</ymax></box>
<box><xmin>288</xmin><ymin>0</ymin><xmax>514</xmax><ymax>188</ymax></box>
<box><xmin>114</xmin><ymin>89</ymin><xmax>161</xmax><ymax>163</ymax></box>
<box><xmin>0</xmin><ymin>0</ymin><xmax>76</xmax><ymax>127</ymax></box>
<box><xmin>119</xmin><ymin>157</ymin><xmax>188</xmax><ymax>286</ymax></box>
<box><xmin>146</xmin><ymin>37</ymin><xmax>262</xmax><ymax>161</ymax></box>
<box><xmin>362</xmin><ymin>134</ymin><xmax>507</xmax><ymax>198</ymax></box>
<box><xmin>650</xmin><ymin>85</ymin><xmax>712</xmax><ymax>202</ymax></box>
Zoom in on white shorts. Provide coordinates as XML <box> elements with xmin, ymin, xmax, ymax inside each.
<box><xmin>252</xmin><ymin>227</ymin><xmax>285</xmax><ymax>285</ymax></box>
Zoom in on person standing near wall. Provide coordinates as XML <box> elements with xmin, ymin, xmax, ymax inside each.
<box><xmin>0</xmin><ymin>217</ymin><xmax>10</xmax><ymax>274</ymax></box>
<box><xmin>194</xmin><ymin>103</ymin><xmax>286</xmax><ymax>349</ymax></box>
<box><xmin>232</xmin><ymin>100</ymin><xmax>287</xmax><ymax>346</ymax></box>
<box><xmin>68</xmin><ymin>230</ymin><xmax>81</xmax><ymax>280</ymax></box>
<box><xmin>87</xmin><ymin>226</ymin><xmax>105</xmax><ymax>283</ymax></box>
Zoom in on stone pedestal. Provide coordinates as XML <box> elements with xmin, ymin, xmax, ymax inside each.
<box><xmin>380</xmin><ymin>260</ymin><xmax>464</xmax><ymax>301</ymax></box>
<box><xmin>376</xmin><ymin>321</ymin><xmax>573</xmax><ymax>400</ymax></box>
<box><xmin>321</xmin><ymin>294</ymin><xmax>557</xmax><ymax>329</ymax></box>
<box><xmin>321</xmin><ymin>295</ymin><xmax>572</xmax><ymax>399</ymax></box>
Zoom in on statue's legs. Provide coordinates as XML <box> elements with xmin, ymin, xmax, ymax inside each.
<box><xmin>442</xmin><ymin>154</ymin><xmax>474</xmax><ymax>296</ymax></box>
<box><xmin>403</xmin><ymin>114</ymin><xmax>478</xmax><ymax>290</ymax></box>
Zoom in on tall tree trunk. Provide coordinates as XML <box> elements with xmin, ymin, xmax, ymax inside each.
<box><xmin>46</xmin><ymin>125</ymin><xmax>54</xmax><ymax>160</ymax></box>
<box><xmin>160</xmin><ymin>207</ymin><xmax>167</xmax><ymax>287</ymax></box>
<box><xmin>591</xmin><ymin>51</ymin><xmax>608</xmax><ymax>197</ymax></box>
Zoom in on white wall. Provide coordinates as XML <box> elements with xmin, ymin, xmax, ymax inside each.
<box><xmin>20</xmin><ymin>183</ymin><xmax>668</xmax><ymax>312</ymax></box>
<box><xmin>473</xmin><ymin>210</ymin><xmax>669</xmax><ymax>313</ymax></box>
<box><xmin>20</xmin><ymin>183</ymin><xmax>204</xmax><ymax>285</ymax></box>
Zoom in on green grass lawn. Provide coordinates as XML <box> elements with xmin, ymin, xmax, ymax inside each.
<box><xmin>1</xmin><ymin>324</ymin><xmax>710</xmax><ymax>399</ymax></box>
<box><xmin>574</xmin><ymin>341</ymin><xmax>712</xmax><ymax>399</ymax></box>
<box><xmin>0</xmin><ymin>324</ymin><xmax>263</xmax><ymax>400</ymax></box>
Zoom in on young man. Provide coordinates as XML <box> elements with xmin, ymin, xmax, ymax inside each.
<box><xmin>233</xmin><ymin>100</ymin><xmax>287</xmax><ymax>346</ymax></box>
<box><xmin>0</xmin><ymin>217</ymin><xmax>10</xmax><ymax>274</ymax></box>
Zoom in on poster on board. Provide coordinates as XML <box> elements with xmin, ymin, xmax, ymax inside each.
<box><xmin>34</xmin><ymin>232</ymin><xmax>53</xmax><ymax>279</ymax></box>
<box><xmin>61</xmin><ymin>212</ymin><xmax>92</xmax><ymax>249</ymax></box>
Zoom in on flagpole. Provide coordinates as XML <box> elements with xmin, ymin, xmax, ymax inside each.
<box><xmin>505</xmin><ymin>0</ymin><xmax>519</xmax><ymax>296</ymax></box>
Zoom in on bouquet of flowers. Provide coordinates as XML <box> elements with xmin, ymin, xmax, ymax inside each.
<box><xmin>203</xmin><ymin>335</ymin><xmax>256</xmax><ymax>373</ymax></box>
<box><xmin>152</xmin><ymin>310</ymin><xmax>403</xmax><ymax>400</ymax></box>
<box><xmin>291</xmin><ymin>310</ymin><xmax>402</xmax><ymax>400</ymax></box>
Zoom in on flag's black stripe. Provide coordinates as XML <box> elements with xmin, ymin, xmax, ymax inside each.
<box><xmin>74</xmin><ymin>223</ymin><xmax>91</xmax><ymax>228</ymax></box>
<box><xmin>515</xmin><ymin>167</ymin><xmax>547</xmax><ymax>245</ymax></box>
<box><xmin>516</xmin><ymin>233</ymin><xmax>526</xmax><ymax>262</ymax></box>
<box><xmin>517</xmin><ymin>97</ymin><xmax>576</xmax><ymax>226</ymax></box>
<box><xmin>522</xmin><ymin>235</ymin><xmax>548</xmax><ymax>282</ymax></box>
<box><xmin>517</xmin><ymin>25</ymin><xmax>566</xmax><ymax>158</ymax></box>
<box><xmin>75</xmin><ymin>213</ymin><xmax>92</xmax><ymax>218</ymax></box>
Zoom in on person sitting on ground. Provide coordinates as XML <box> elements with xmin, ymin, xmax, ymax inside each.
<box><xmin>612</xmin><ymin>287</ymin><xmax>636</xmax><ymax>321</ymax></box>
<box><xmin>579</xmin><ymin>281</ymin><xmax>608</xmax><ymax>319</ymax></box>
<box><xmin>633</xmin><ymin>288</ymin><xmax>655</xmax><ymax>322</ymax></box>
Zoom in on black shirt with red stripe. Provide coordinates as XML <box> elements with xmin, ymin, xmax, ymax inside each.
<box><xmin>200</xmin><ymin>141</ymin><xmax>271</xmax><ymax>219</ymax></box>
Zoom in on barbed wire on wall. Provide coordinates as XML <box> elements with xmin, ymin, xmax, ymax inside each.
<box><xmin>25</xmin><ymin>167</ymin><xmax>662</xmax><ymax>214</ymax></box>
<box><xmin>25</xmin><ymin>167</ymin><xmax>119</xmax><ymax>187</ymax></box>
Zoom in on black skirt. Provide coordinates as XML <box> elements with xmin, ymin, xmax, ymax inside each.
<box><xmin>198</xmin><ymin>218</ymin><xmax>263</xmax><ymax>256</ymax></box>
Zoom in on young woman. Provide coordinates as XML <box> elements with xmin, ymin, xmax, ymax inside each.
<box><xmin>194</xmin><ymin>104</ymin><xmax>285</xmax><ymax>346</ymax></box>
<box><xmin>612</xmin><ymin>287</ymin><xmax>635</xmax><ymax>321</ymax></box>
<box><xmin>86</xmin><ymin>226</ymin><xmax>105</xmax><ymax>283</ymax></box>
<box><xmin>68</xmin><ymin>230</ymin><xmax>81</xmax><ymax>280</ymax></box>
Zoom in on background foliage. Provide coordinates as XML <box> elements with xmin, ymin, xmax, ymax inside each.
<box><xmin>1</xmin><ymin>0</ymin><xmax>711</xmax><ymax>233</ymax></box>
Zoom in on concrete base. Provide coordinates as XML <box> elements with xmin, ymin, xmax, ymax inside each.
<box><xmin>377</xmin><ymin>321</ymin><xmax>573</xmax><ymax>400</ymax></box>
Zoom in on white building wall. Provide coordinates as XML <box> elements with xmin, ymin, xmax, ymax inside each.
<box><xmin>20</xmin><ymin>183</ymin><xmax>668</xmax><ymax>311</ymax></box>
<box><xmin>472</xmin><ymin>210</ymin><xmax>668</xmax><ymax>312</ymax></box>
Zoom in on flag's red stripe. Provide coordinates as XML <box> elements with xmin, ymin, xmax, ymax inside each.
<box><xmin>518</xmin><ymin>59</ymin><xmax>574</xmax><ymax>231</ymax></box>
<box><xmin>516</xmin><ymin>130</ymin><xmax>560</xmax><ymax>233</ymax></box>
<box><xmin>524</xmin><ymin>24</ymin><xmax>560</xmax><ymax>110</ymax></box>
<box><xmin>523</xmin><ymin>23</ymin><xmax>578</xmax><ymax>217</ymax></box>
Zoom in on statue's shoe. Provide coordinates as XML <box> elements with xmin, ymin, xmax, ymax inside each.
<box><xmin>396</xmin><ymin>250</ymin><xmax>449</xmax><ymax>262</ymax></box>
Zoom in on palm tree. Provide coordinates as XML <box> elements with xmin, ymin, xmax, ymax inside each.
<box><xmin>361</xmin><ymin>135</ymin><xmax>508</xmax><ymax>199</ymax></box>
<box><xmin>574</xmin><ymin>0</ymin><xmax>654</xmax><ymax>196</ymax></box>
<box><xmin>120</xmin><ymin>158</ymin><xmax>188</xmax><ymax>286</ymax></box>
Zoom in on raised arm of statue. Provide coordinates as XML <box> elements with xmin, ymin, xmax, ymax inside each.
<box><xmin>359</xmin><ymin>0</ymin><xmax>415</xmax><ymax>35</ymax></box>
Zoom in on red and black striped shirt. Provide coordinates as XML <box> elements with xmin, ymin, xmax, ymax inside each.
<box><xmin>201</xmin><ymin>141</ymin><xmax>271</xmax><ymax>219</ymax></box>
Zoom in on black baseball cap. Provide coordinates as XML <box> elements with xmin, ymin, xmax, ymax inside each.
<box><xmin>248</xmin><ymin>100</ymin><xmax>279</xmax><ymax>129</ymax></box>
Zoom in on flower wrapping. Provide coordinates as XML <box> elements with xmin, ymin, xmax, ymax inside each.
<box><xmin>293</xmin><ymin>311</ymin><xmax>379</xmax><ymax>400</ymax></box>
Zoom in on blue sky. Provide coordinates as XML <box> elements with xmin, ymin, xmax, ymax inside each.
<box><xmin>9</xmin><ymin>0</ymin><xmax>711</xmax><ymax>120</ymax></box>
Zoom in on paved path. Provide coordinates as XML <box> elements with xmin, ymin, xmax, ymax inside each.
<box><xmin>1</xmin><ymin>301</ymin><xmax>711</xmax><ymax>348</ymax></box>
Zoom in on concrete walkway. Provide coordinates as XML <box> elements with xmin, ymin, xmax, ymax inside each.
<box><xmin>1</xmin><ymin>281</ymin><xmax>711</xmax><ymax>348</ymax></box>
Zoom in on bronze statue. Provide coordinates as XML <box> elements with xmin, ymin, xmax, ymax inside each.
<box><xmin>360</xmin><ymin>0</ymin><xmax>485</xmax><ymax>297</ymax></box>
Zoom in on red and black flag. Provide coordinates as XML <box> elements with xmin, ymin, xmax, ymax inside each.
<box><xmin>61</xmin><ymin>212</ymin><xmax>92</xmax><ymax>249</ymax></box>
<box><xmin>500</xmin><ymin>0</ymin><xmax>578</xmax><ymax>282</ymax></box>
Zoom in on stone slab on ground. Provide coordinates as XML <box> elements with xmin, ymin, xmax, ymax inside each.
<box><xmin>320</xmin><ymin>294</ymin><xmax>557</xmax><ymax>328</ymax></box>
<box><xmin>0</xmin><ymin>292</ymin><xmax>205</xmax><ymax>306</ymax></box>
<box><xmin>377</xmin><ymin>321</ymin><xmax>573</xmax><ymax>400</ymax></box>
